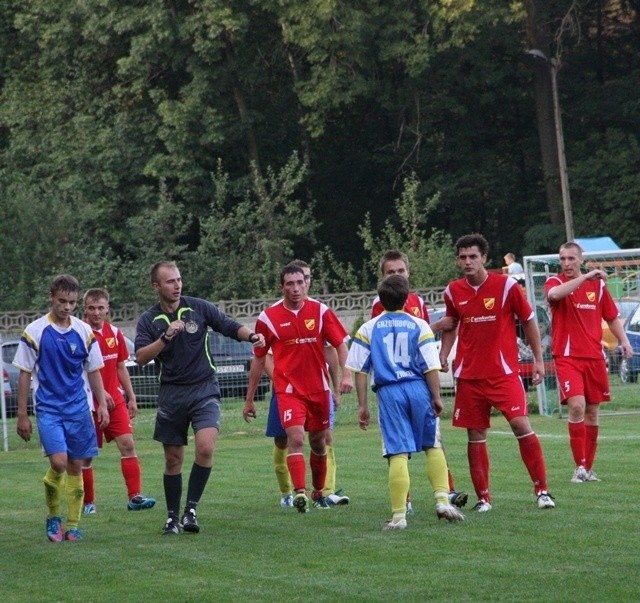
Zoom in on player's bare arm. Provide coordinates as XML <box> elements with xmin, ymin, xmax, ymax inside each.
<box><xmin>237</xmin><ymin>326</ymin><xmax>266</xmax><ymax>347</ymax></box>
<box><xmin>439</xmin><ymin>328</ymin><xmax>457</xmax><ymax>372</ymax></box>
<box><xmin>430</xmin><ymin>315</ymin><xmax>458</xmax><ymax>334</ymax></box>
<box><xmin>88</xmin><ymin>369</ymin><xmax>110</xmax><ymax>429</ymax></box>
<box><xmin>324</xmin><ymin>345</ymin><xmax>341</xmax><ymax>407</ymax></box>
<box><xmin>547</xmin><ymin>270</ymin><xmax>606</xmax><ymax>301</ymax></box>
<box><xmin>136</xmin><ymin>319</ymin><xmax>186</xmax><ymax>365</ymax></box>
<box><xmin>336</xmin><ymin>342</ymin><xmax>353</xmax><ymax>395</ymax></box>
<box><xmin>243</xmin><ymin>355</ymin><xmax>267</xmax><ymax>422</ymax></box>
<box><xmin>117</xmin><ymin>361</ymin><xmax>138</xmax><ymax>418</ymax></box>
<box><xmin>354</xmin><ymin>372</ymin><xmax>370</xmax><ymax>430</ymax></box>
<box><xmin>16</xmin><ymin>370</ymin><xmax>33</xmax><ymax>442</ymax></box>
<box><xmin>607</xmin><ymin>317</ymin><xmax>633</xmax><ymax>359</ymax></box>
<box><xmin>424</xmin><ymin>370</ymin><xmax>443</xmax><ymax>417</ymax></box>
<box><xmin>522</xmin><ymin>318</ymin><xmax>545</xmax><ymax>384</ymax></box>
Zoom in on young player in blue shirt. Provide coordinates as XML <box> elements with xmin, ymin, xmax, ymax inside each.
<box><xmin>347</xmin><ymin>275</ymin><xmax>464</xmax><ymax>530</ymax></box>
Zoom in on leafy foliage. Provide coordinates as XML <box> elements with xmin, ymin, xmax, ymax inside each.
<box><xmin>1</xmin><ymin>1</ymin><xmax>639</xmax><ymax>309</ymax></box>
<box><xmin>359</xmin><ymin>173</ymin><xmax>458</xmax><ymax>288</ymax></box>
<box><xmin>190</xmin><ymin>153</ymin><xmax>317</xmax><ymax>300</ymax></box>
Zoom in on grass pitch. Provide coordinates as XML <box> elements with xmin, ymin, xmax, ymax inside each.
<box><xmin>1</xmin><ymin>392</ymin><xmax>639</xmax><ymax>602</ymax></box>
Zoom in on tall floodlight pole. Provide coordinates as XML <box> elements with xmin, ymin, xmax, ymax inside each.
<box><xmin>528</xmin><ymin>49</ymin><xmax>574</xmax><ymax>241</ymax></box>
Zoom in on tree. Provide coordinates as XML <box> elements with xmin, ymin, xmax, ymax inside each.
<box><xmin>358</xmin><ymin>173</ymin><xmax>458</xmax><ymax>289</ymax></box>
<box><xmin>190</xmin><ymin>153</ymin><xmax>317</xmax><ymax>300</ymax></box>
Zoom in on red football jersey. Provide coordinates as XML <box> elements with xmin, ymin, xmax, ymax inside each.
<box><xmin>444</xmin><ymin>273</ymin><xmax>534</xmax><ymax>379</ymax></box>
<box><xmin>371</xmin><ymin>291</ymin><xmax>430</xmax><ymax>322</ymax></box>
<box><xmin>254</xmin><ymin>298</ymin><xmax>348</xmax><ymax>396</ymax></box>
<box><xmin>90</xmin><ymin>321</ymin><xmax>130</xmax><ymax>406</ymax></box>
<box><xmin>545</xmin><ymin>274</ymin><xmax>618</xmax><ymax>359</ymax></box>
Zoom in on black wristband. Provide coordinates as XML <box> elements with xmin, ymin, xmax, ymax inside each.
<box><xmin>161</xmin><ymin>333</ymin><xmax>171</xmax><ymax>344</ymax></box>
<box><xmin>249</xmin><ymin>332</ymin><xmax>258</xmax><ymax>343</ymax></box>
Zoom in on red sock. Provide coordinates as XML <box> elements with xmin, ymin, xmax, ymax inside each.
<box><xmin>309</xmin><ymin>451</ymin><xmax>327</xmax><ymax>492</ymax></box>
<box><xmin>448</xmin><ymin>469</ymin><xmax>455</xmax><ymax>492</ymax></box>
<box><xmin>568</xmin><ymin>420</ymin><xmax>586</xmax><ymax>467</ymax></box>
<box><xmin>286</xmin><ymin>453</ymin><xmax>307</xmax><ymax>492</ymax></box>
<box><xmin>518</xmin><ymin>432</ymin><xmax>548</xmax><ymax>494</ymax></box>
<box><xmin>585</xmin><ymin>424</ymin><xmax>599</xmax><ymax>471</ymax></box>
<box><xmin>121</xmin><ymin>456</ymin><xmax>142</xmax><ymax>500</ymax></box>
<box><xmin>467</xmin><ymin>441</ymin><xmax>490</xmax><ymax>502</ymax></box>
<box><xmin>82</xmin><ymin>465</ymin><xmax>95</xmax><ymax>504</ymax></box>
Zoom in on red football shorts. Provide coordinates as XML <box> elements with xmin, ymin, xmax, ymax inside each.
<box><xmin>277</xmin><ymin>390</ymin><xmax>331</xmax><ymax>432</ymax></box>
<box><xmin>554</xmin><ymin>356</ymin><xmax>610</xmax><ymax>404</ymax></box>
<box><xmin>453</xmin><ymin>374</ymin><xmax>528</xmax><ymax>429</ymax></box>
<box><xmin>93</xmin><ymin>401</ymin><xmax>133</xmax><ymax>447</ymax></box>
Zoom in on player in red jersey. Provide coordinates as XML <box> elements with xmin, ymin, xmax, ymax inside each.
<box><xmin>440</xmin><ymin>234</ymin><xmax>555</xmax><ymax>511</ymax></box>
<box><xmin>82</xmin><ymin>289</ymin><xmax>155</xmax><ymax>513</ymax></box>
<box><xmin>372</xmin><ymin>250</ymin><xmax>467</xmax><ymax>511</ymax></box>
<box><xmin>545</xmin><ymin>242</ymin><xmax>632</xmax><ymax>483</ymax></box>
<box><xmin>243</xmin><ymin>263</ymin><xmax>351</xmax><ymax>513</ymax></box>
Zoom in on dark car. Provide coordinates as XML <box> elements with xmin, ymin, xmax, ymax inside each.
<box><xmin>1</xmin><ymin>339</ymin><xmax>34</xmax><ymax>416</ymax></box>
<box><xmin>125</xmin><ymin>331</ymin><xmax>270</xmax><ymax>406</ymax></box>
<box><xmin>618</xmin><ymin>303</ymin><xmax>640</xmax><ymax>384</ymax></box>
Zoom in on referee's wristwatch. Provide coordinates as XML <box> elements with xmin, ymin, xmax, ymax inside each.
<box><xmin>161</xmin><ymin>332</ymin><xmax>172</xmax><ymax>344</ymax></box>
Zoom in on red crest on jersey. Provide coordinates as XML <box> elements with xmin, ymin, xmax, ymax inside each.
<box><xmin>409</xmin><ymin>306</ymin><xmax>420</xmax><ymax>317</ymax></box>
<box><xmin>587</xmin><ymin>292</ymin><xmax>596</xmax><ymax>302</ymax></box>
<box><xmin>484</xmin><ymin>298</ymin><xmax>495</xmax><ymax>310</ymax></box>
<box><xmin>305</xmin><ymin>319</ymin><xmax>316</xmax><ymax>330</ymax></box>
<box><xmin>105</xmin><ymin>337</ymin><xmax>116</xmax><ymax>348</ymax></box>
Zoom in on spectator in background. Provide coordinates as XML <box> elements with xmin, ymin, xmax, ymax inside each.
<box><xmin>503</xmin><ymin>253</ymin><xmax>524</xmax><ymax>275</ymax></box>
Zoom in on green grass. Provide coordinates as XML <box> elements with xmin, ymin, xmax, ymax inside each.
<box><xmin>2</xmin><ymin>391</ymin><xmax>640</xmax><ymax>602</ymax></box>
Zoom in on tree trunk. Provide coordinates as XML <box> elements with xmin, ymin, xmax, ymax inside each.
<box><xmin>524</xmin><ymin>0</ymin><xmax>563</xmax><ymax>226</ymax></box>
<box><xmin>225</xmin><ymin>29</ymin><xmax>266</xmax><ymax>200</ymax></box>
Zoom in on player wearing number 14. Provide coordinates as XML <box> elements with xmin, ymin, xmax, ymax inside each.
<box><xmin>347</xmin><ymin>275</ymin><xmax>464</xmax><ymax>530</ymax></box>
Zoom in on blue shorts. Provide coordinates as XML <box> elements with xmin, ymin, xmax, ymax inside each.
<box><xmin>154</xmin><ymin>379</ymin><xmax>221</xmax><ymax>446</ymax></box>
<box><xmin>37</xmin><ymin>409</ymin><xmax>98</xmax><ymax>460</ymax></box>
<box><xmin>266</xmin><ymin>391</ymin><xmax>335</xmax><ymax>438</ymax></box>
<box><xmin>376</xmin><ymin>380</ymin><xmax>440</xmax><ymax>457</ymax></box>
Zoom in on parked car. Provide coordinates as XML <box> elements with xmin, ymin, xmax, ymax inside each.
<box><xmin>2</xmin><ymin>367</ymin><xmax>14</xmax><ymax>414</ymax></box>
<box><xmin>618</xmin><ymin>303</ymin><xmax>640</xmax><ymax>384</ymax></box>
<box><xmin>1</xmin><ymin>339</ymin><xmax>34</xmax><ymax>416</ymax></box>
<box><xmin>602</xmin><ymin>297</ymin><xmax>640</xmax><ymax>374</ymax></box>
<box><xmin>125</xmin><ymin>331</ymin><xmax>271</xmax><ymax>406</ymax></box>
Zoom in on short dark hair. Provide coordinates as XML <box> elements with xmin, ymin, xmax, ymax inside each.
<box><xmin>280</xmin><ymin>263</ymin><xmax>305</xmax><ymax>285</ymax></box>
<box><xmin>83</xmin><ymin>288</ymin><xmax>110</xmax><ymax>305</ymax></box>
<box><xmin>377</xmin><ymin>275</ymin><xmax>409</xmax><ymax>311</ymax></box>
<box><xmin>50</xmin><ymin>274</ymin><xmax>80</xmax><ymax>296</ymax></box>
<box><xmin>149</xmin><ymin>261</ymin><xmax>177</xmax><ymax>284</ymax></box>
<box><xmin>379</xmin><ymin>250</ymin><xmax>409</xmax><ymax>275</ymax></box>
<box><xmin>289</xmin><ymin>259</ymin><xmax>310</xmax><ymax>271</ymax></box>
<box><xmin>559</xmin><ymin>241</ymin><xmax>583</xmax><ymax>256</ymax></box>
<box><xmin>455</xmin><ymin>233</ymin><xmax>489</xmax><ymax>256</ymax></box>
